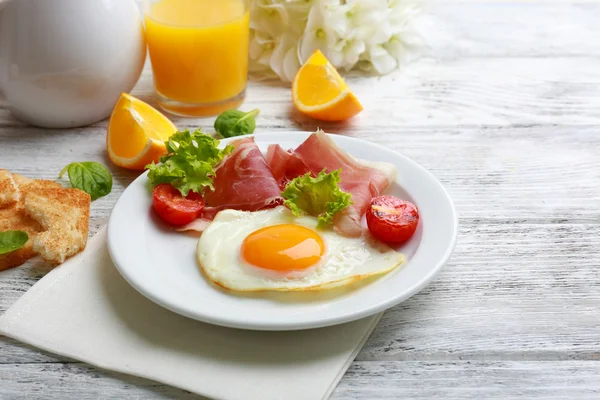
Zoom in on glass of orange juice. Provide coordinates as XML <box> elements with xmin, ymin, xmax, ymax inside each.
<box><xmin>142</xmin><ymin>0</ymin><xmax>249</xmax><ymax>117</ymax></box>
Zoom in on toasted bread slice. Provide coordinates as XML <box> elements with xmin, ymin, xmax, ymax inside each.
<box><xmin>0</xmin><ymin>169</ymin><xmax>19</xmax><ymax>208</ymax></box>
<box><xmin>1</xmin><ymin>170</ymin><xmax>40</xmax><ymax>271</ymax></box>
<box><xmin>23</xmin><ymin>183</ymin><xmax>90</xmax><ymax>264</ymax></box>
<box><xmin>0</xmin><ymin>245</ymin><xmax>35</xmax><ymax>271</ymax></box>
<box><xmin>0</xmin><ymin>207</ymin><xmax>43</xmax><ymax>271</ymax></box>
<box><xmin>11</xmin><ymin>173</ymin><xmax>35</xmax><ymax>188</ymax></box>
<box><xmin>0</xmin><ymin>172</ymin><xmax>91</xmax><ymax>268</ymax></box>
<box><xmin>16</xmin><ymin>176</ymin><xmax>61</xmax><ymax>191</ymax></box>
<box><xmin>0</xmin><ymin>172</ymin><xmax>43</xmax><ymax>270</ymax></box>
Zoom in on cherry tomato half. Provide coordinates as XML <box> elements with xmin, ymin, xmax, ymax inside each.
<box><xmin>152</xmin><ymin>183</ymin><xmax>205</xmax><ymax>226</ymax></box>
<box><xmin>366</xmin><ymin>195</ymin><xmax>419</xmax><ymax>244</ymax></box>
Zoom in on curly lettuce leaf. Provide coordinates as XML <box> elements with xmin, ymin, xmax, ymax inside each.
<box><xmin>282</xmin><ymin>169</ymin><xmax>353</xmax><ymax>228</ymax></box>
<box><xmin>146</xmin><ymin>129</ymin><xmax>233</xmax><ymax>196</ymax></box>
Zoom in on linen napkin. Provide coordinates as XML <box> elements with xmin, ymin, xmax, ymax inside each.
<box><xmin>0</xmin><ymin>226</ymin><xmax>382</xmax><ymax>400</ymax></box>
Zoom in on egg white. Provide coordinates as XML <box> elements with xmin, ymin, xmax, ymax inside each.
<box><xmin>197</xmin><ymin>206</ymin><xmax>405</xmax><ymax>292</ymax></box>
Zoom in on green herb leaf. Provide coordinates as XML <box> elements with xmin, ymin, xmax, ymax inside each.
<box><xmin>282</xmin><ymin>169</ymin><xmax>353</xmax><ymax>228</ymax></box>
<box><xmin>214</xmin><ymin>108</ymin><xmax>260</xmax><ymax>138</ymax></box>
<box><xmin>0</xmin><ymin>230</ymin><xmax>28</xmax><ymax>255</ymax></box>
<box><xmin>146</xmin><ymin>129</ymin><xmax>234</xmax><ymax>196</ymax></box>
<box><xmin>58</xmin><ymin>162</ymin><xmax>112</xmax><ymax>200</ymax></box>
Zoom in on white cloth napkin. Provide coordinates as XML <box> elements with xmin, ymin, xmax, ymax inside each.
<box><xmin>0</xmin><ymin>226</ymin><xmax>382</xmax><ymax>400</ymax></box>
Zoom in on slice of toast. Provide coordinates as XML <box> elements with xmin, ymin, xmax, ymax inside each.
<box><xmin>16</xmin><ymin>176</ymin><xmax>61</xmax><ymax>191</ymax></box>
<box><xmin>0</xmin><ymin>172</ymin><xmax>91</xmax><ymax>269</ymax></box>
<box><xmin>0</xmin><ymin>207</ymin><xmax>43</xmax><ymax>271</ymax></box>
<box><xmin>0</xmin><ymin>169</ymin><xmax>19</xmax><ymax>208</ymax></box>
<box><xmin>23</xmin><ymin>181</ymin><xmax>91</xmax><ymax>264</ymax></box>
<box><xmin>11</xmin><ymin>173</ymin><xmax>35</xmax><ymax>188</ymax></box>
<box><xmin>0</xmin><ymin>171</ymin><xmax>43</xmax><ymax>271</ymax></box>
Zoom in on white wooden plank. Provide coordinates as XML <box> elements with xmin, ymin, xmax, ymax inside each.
<box><xmin>360</xmin><ymin>224</ymin><xmax>600</xmax><ymax>361</ymax></box>
<box><xmin>332</xmin><ymin>361</ymin><xmax>600</xmax><ymax>400</ymax></box>
<box><xmin>423</xmin><ymin>2</ymin><xmax>600</xmax><ymax>58</ymax></box>
<box><xmin>0</xmin><ymin>363</ymin><xmax>201</xmax><ymax>400</ymax></box>
<box><xmin>1</xmin><ymin>361</ymin><xmax>599</xmax><ymax>400</ymax></box>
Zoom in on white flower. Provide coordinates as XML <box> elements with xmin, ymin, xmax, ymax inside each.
<box><xmin>384</xmin><ymin>0</ymin><xmax>424</xmax><ymax>66</ymax></box>
<box><xmin>340</xmin><ymin>0</ymin><xmax>392</xmax><ymax>45</ymax></box>
<box><xmin>248</xmin><ymin>0</ymin><xmax>424</xmax><ymax>81</ymax></box>
<box><xmin>250</xmin><ymin>0</ymin><xmax>290</xmax><ymax>38</ymax></box>
<box><xmin>249</xmin><ymin>30</ymin><xmax>275</xmax><ymax>71</ymax></box>
<box><xmin>319</xmin><ymin>2</ymin><xmax>353</xmax><ymax>39</ymax></box>
<box><xmin>269</xmin><ymin>32</ymin><xmax>302</xmax><ymax>82</ymax></box>
<box><xmin>383</xmin><ymin>35</ymin><xmax>406</xmax><ymax>61</ymax></box>
<box><xmin>327</xmin><ymin>38</ymin><xmax>366</xmax><ymax>71</ymax></box>
<box><xmin>383</xmin><ymin>32</ymin><xmax>422</xmax><ymax>67</ymax></box>
<box><xmin>281</xmin><ymin>0</ymin><xmax>314</xmax><ymax>36</ymax></box>
<box><xmin>363</xmin><ymin>44</ymin><xmax>398</xmax><ymax>74</ymax></box>
<box><xmin>298</xmin><ymin>2</ymin><xmax>339</xmax><ymax>64</ymax></box>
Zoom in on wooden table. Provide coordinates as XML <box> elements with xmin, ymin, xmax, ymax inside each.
<box><xmin>1</xmin><ymin>1</ymin><xmax>600</xmax><ymax>398</ymax></box>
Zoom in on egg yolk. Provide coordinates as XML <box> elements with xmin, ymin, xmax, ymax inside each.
<box><xmin>241</xmin><ymin>224</ymin><xmax>325</xmax><ymax>271</ymax></box>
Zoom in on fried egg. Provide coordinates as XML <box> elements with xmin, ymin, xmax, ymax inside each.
<box><xmin>197</xmin><ymin>206</ymin><xmax>405</xmax><ymax>291</ymax></box>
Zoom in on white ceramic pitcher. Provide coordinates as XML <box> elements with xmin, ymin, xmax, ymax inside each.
<box><xmin>0</xmin><ymin>0</ymin><xmax>146</xmax><ymax>128</ymax></box>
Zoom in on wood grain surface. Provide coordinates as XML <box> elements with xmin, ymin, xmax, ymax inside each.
<box><xmin>1</xmin><ymin>0</ymin><xmax>599</xmax><ymax>398</ymax></box>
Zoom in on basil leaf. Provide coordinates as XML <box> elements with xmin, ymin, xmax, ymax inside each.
<box><xmin>59</xmin><ymin>162</ymin><xmax>112</xmax><ymax>200</ymax></box>
<box><xmin>214</xmin><ymin>108</ymin><xmax>260</xmax><ymax>138</ymax></box>
<box><xmin>0</xmin><ymin>230</ymin><xmax>28</xmax><ymax>255</ymax></box>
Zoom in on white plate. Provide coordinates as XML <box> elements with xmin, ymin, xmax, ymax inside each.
<box><xmin>107</xmin><ymin>132</ymin><xmax>457</xmax><ymax>331</ymax></box>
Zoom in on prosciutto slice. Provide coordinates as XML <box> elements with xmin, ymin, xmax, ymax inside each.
<box><xmin>265</xmin><ymin>144</ymin><xmax>310</xmax><ymax>189</ymax></box>
<box><xmin>267</xmin><ymin>131</ymin><xmax>396</xmax><ymax>237</ymax></box>
<box><xmin>179</xmin><ymin>137</ymin><xmax>283</xmax><ymax>231</ymax></box>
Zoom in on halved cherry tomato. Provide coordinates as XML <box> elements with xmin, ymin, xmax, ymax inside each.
<box><xmin>366</xmin><ymin>196</ymin><xmax>419</xmax><ymax>244</ymax></box>
<box><xmin>152</xmin><ymin>183</ymin><xmax>205</xmax><ymax>226</ymax></box>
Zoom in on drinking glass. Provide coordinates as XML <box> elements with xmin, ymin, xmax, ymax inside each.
<box><xmin>142</xmin><ymin>0</ymin><xmax>249</xmax><ymax>117</ymax></box>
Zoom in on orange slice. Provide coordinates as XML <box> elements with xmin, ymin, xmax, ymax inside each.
<box><xmin>292</xmin><ymin>50</ymin><xmax>363</xmax><ymax>122</ymax></box>
<box><xmin>107</xmin><ymin>93</ymin><xmax>177</xmax><ymax>170</ymax></box>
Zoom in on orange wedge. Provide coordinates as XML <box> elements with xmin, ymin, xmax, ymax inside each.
<box><xmin>107</xmin><ymin>93</ymin><xmax>177</xmax><ymax>170</ymax></box>
<box><xmin>292</xmin><ymin>50</ymin><xmax>363</xmax><ymax>122</ymax></box>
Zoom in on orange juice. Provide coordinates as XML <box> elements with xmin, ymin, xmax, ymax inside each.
<box><xmin>144</xmin><ymin>0</ymin><xmax>249</xmax><ymax>116</ymax></box>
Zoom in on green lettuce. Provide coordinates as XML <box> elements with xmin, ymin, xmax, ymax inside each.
<box><xmin>282</xmin><ymin>169</ymin><xmax>352</xmax><ymax>228</ymax></box>
<box><xmin>146</xmin><ymin>129</ymin><xmax>233</xmax><ymax>196</ymax></box>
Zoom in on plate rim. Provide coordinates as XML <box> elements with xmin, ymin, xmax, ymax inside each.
<box><xmin>107</xmin><ymin>132</ymin><xmax>458</xmax><ymax>331</ymax></box>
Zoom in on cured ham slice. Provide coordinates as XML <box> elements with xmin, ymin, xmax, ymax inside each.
<box><xmin>179</xmin><ymin>137</ymin><xmax>283</xmax><ymax>232</ymax></box>
<box><xmin>265</xmin><ymin>144</ymin><xmax>292</xmax><ymax>185</ymax></box>
<box><xmin>265</xmin><ymin>144</ymin><xmax>310</xmax><ymax>189</ymax></box>
<box><xmin>204</xmin><ymin>137</ymin><xmax>283</xmax><ymax>210</ymax></box>
<box><xmin>267</xmin><ymin>131</ymin><xmax>396</xmax><ymax>237</ymax></box>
